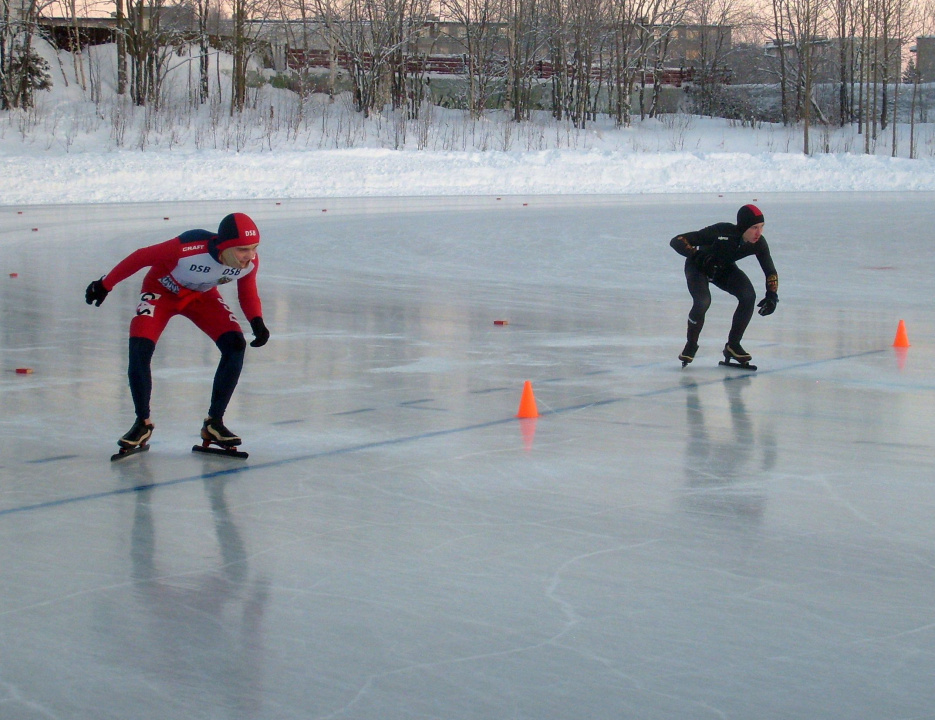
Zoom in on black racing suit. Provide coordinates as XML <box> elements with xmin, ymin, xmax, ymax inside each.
<box><xmin>670</xmin><ymin>223</ymin><xmax>778</xmax><ymax>349</ymax></box>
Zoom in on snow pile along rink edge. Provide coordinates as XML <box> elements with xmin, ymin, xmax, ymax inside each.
<box><xmin>2</xmin><ymin>148</ymin><xmax>934</xmax><ymax>205</ymax></box>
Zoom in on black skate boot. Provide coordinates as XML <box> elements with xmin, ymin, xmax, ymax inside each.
<box><xmin>720</xmin><ymin>342</ymin><xmax>757</xmax><ymax>371</ymax></box>
<box><xmin>119</xmin><ymin>418</ymin><xmax>154</xmax><ymax>449</ymax></box>
<box><xmin>679</xmin><ymin>341</ymin><xmax>699</xmax><ymax>367</ymax></box>
<box><xmin>112</xmin><ymin>418</ymin><xmax>154</xmax><ymax>461</ymax></box>
<box><xmin>724</xmin><ymin>342</ymin><xmax>752</xmax><ymax>363</ymax></box>
<box><xmin>193</xmin><ymin>417</ymin><xmax>249</xmax><ymax>459</ymax></box>
<box><xmin>201</xmin><ymin>417</ymin><xmax>241</xmax><ymax>447</ymax></box>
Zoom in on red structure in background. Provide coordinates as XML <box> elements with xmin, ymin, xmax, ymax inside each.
<box><xmin>286</xmin><ymin>48</ymin><xmax>696</xmax><ymax>86</ymax></box>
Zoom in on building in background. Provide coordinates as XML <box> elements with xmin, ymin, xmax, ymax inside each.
<box><xmin>912</xmin><ymin>36</ymin><xmax>935</xmax><ymax>82</ymax></box>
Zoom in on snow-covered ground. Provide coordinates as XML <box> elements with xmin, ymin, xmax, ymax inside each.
<box><xmin>2</xmin><ymin>40</ymin><xmax>935</xmax><ymax>206</ymax></box>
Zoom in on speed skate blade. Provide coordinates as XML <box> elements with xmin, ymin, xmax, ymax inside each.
<box><xmin>718</xmin><ymin>360</ymin><xmax>757</xmax><ymax>371</ymax></box>
<box><xmin>192</xmin><ymin>444</ymin><xmax>249</xmax><ymax>460</ymax></box>
<box><xmin>111</xmin><ymin>444</ymin><xmax>150</xmax><ymax>462</ymax></box>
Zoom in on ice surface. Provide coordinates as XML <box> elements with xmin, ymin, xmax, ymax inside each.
<box><xmin>1</xmin><ymin>193</ymin><xmax>933</xmax><ymax>719</ymax></box>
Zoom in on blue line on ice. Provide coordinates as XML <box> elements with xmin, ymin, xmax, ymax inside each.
<box><xmin>0</xmin><ymin>349</ymin><xmax>885</xmax><ymax>518</ymax></box>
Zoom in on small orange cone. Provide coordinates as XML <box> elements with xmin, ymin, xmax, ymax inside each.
<box><xmin>893</xmin><ymin>320</ymin><xmax>911</xmax><ymax>348</ymax></box>
<box><xmin>516</xmin><ymin>380</ymin><xmax>539</xmax><ymax>419</ymax></box>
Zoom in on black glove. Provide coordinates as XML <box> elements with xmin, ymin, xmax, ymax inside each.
<box><xmin>757</xmin><ymin>291</ymin><xmax>778</xmax><ymax>316</ymax></box>
<box><xmin>249</xmin><ymin>316</ymin><xmax>270</xmax><ymax>347</ymax></box>
<box><xmin>692</xmin><ymin>248</ymin><xmax>721</xmax><ymax>279</ymax></box>
<box><xmin>85</xmin><ymin>277</ymin><xmax>109</xmax><ymax>306</ymax></box>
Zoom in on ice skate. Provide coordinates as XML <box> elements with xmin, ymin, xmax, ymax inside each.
<box><xmin>200</xmin><ymin>417</ymin><xmax>241</xmax><ymax>446</ymax></box>
<box><xmin>193</xmin><ymin>417</ymin><xmax>249</xmax><ymax>459</ymax></box>
<box><xmin>112</xmin><ymin>418</ymin><xmax>154</xmax><ymax>461</ymax></box>
<box><xmin>679</xmin><ymin>341</ymin><xmax>699</xmax><ymax>367</ymax></box>
<box><xmin>719</xmin><ymin>343</ymin><xmax>757</xmax><ymax>371</ymax></box>
<box><xmin>723</xmin><ymin>342</ymin><xmax>752</xmax><ymax>363</ymax></box>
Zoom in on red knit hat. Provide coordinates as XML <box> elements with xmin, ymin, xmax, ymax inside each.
<box><xmin>736</xmin><ymin>204</ymin><xmax>765</xmax><ymax>233</ymax></box>
<box><xmin>215</xmin><ymin>213</ymin><xmax>260</xmax><ymax>253</ymax></box>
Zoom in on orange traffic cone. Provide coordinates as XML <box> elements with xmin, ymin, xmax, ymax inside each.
<box><xmin>516</xmin><ymin>380</ymin><xmax>539</xmax><ymax>419</ymax></box>
<box><xmin>893</xmin><ymin>320</ymin><xmax>911</xmax><ymax>348</ymax></box>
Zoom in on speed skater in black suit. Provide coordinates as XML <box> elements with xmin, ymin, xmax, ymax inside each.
<box><xmin>670</xmin><ymin>204</ymin><xmax>779</xmax><ymax>367</ymax></box>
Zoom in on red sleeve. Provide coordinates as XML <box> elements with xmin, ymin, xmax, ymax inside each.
<box><xmin>237</xmin><ymin>255</ymin><xmax>263</xmax><ymax>321</ymax></box>
<box><xmin>102</xmin><ymin>239</ymin><xmax>180</xmax><ymax>291</ymax></box>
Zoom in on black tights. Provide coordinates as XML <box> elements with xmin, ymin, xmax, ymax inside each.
<box><xmin>684</xmin><ymin>260</ymin><xmax>756</xmax><ymax>347</ymax></box>
<box><xmin>128</xmin><ymin>331</ymin><xmax>246</xmax><ymax>421</ymax></box>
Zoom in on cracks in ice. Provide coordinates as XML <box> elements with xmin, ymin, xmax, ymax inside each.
<box><xmin>315</xmin><ymin>541</ymin><xmax>658</xmax><ymax>720</ymax></box>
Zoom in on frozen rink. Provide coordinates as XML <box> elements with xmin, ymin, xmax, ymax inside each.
<box><xmin>1</xmin><ymin>192</ymin><xmax>933</xmax><ymax>720</ymax></box>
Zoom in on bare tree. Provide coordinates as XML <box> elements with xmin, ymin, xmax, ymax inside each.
<box><xmin>193</xmin><ymin>0</ymin><xmax>221</xmax><ymax>102</ymax></box>
<box><xmin>855</xmin><ymin>0</ymin><xmax>884</xmax><ymax>150</ymax></box>
<box><xmin>543</xmin><ymin>0</ymin><xmax>569</xmax><ymax>119</ymax></box>
<box><xmin>124</xmin><ymin>0</ymin><xmax>163</xmax><ymax>105</ymax></box>
<box><xmin>388</xmin><ymin>0</ymin><xmax>434</xmax><ymax>113</ymax></box>
<box><xmin>908</xmin><ymin>0</ymin><xmax>935</xmax><ymax>156</ymax></box>
<box><xmin>545</xmin><ymin>0</ymin><xmax>606</xmax><ymax>127</ymax></box>
<box><xmin>230</xmin><ymin>0</ymin><xmax>275</xmax><ymax>112</ymax></box>
<box><xmin>830</xmin><ymin>0</ymin><xmax>856</xmax><ymax>123</ymax></box>
<box><xmin>636</xmin><ymin>0</ymin><xmax>689</xmax><ymax>119</ymax></box>
<box><xmin>443</xmin><ymin>0</ymin><xmax>504</xmax><ymax>118</ymax></box>
<box><xmin>501</xmin><ymin>0</ymin><xmax>544</xmax><ymax>121</ymax></box>
<box><xmin>276</xmin><ymin>0</ymin><xmax>335</xmax><ymax>96</ymax></box>
<box><xmin>771</xmin><ymin>0</ymin><xmax>832</xmax><ymax>146</ymax></box>
<box><xmin>794</xmin><ymin>0</ymin><xmax>830</xmax><ymax>151</ymax></box>
<box><xmin>884</xmin><ymin>0</ymin><xmax>918</xmax><ymax>154</ymax></box>
<box><xmin>607</xmin><ymin>0</ymin><xmax>651</xmax><ymax>126</ymax></box>
<box><xmin>877</xmin><ymin>0</ymin><xmax>895</xmax><ymax>130</ymax></box>
<box><xmin>54</xmin><ymin>0</ymin><xmax>88</xmax><ymax>90</ymax></box>
<box><xmin>312</xmin><ymin>0</ymin><xmax>431</xmax><ymax>116</ymax></box>
<box><xmin>114</xmin><ymin>0</ymin><xmax>127</xmax><ymax>94</ymax></box>
<box><xmin>686</xmin><ymin>0</ymin><xmax>737</xmax><ymax>117</ymax></box>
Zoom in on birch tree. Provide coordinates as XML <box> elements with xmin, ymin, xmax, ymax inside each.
<box><xmin>831</xmin><ymin>0</ymin><xmax>856</xmax><ymax>123</ymax></box>
<box><xmin>443</xmin><ymin>0</ymin><xmax>504</xmax><ymax>118</ymax></box>
<box><xmin>687</xmin><ymin>0</ymin><xmax>737</xmax><ymax>117</ymax></box>
<box><xmin>545</xmin><ymin>0</ymin><xmax>606</xmax><ymax>127</ymax></box>
<box><xmin>312</xmin><ymin>0</ymin><xmax>431</xmax><ymax>116</ymax></box>
<box><xmin>908</xmin><ymin>0</ymin><xmax>934</xmax><ymax>156</ymax></box>
<box><xmin>634</xmin><ymin>0</ymin><xmax>688</xmax><ymax>120</ymax></box>
<box><xmin>193</xmin><ymin>0</ymin><xmax>219</xmax><ymax>102</ymax></box>
<box><xmin>501</xmin><ymin>0</ymin><xmax>543</xmax><ymax>121</ymax></box>
<box><xmin>608</xmin><ymin>0</ymin><xmax>651</xmax><ymax>126</ymax></box>
<box><xmin>231</xmin><ymin>0</ymin><xmax>275</xmax><ymax>111</ymax></box>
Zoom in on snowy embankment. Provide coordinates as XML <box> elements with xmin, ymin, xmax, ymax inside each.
<box><xmin>3</xmin><ymin>146</ymin><xmax>935</xmax><ymax>206</ymax></box>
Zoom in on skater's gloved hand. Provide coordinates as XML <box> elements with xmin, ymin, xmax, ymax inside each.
<box><xmin>692</xmin><ymin>248</ymin><xmax>720</xmax><ymax>278</ymax></box>
<box><xmin>249</xmin><ymin>316</ymin><xmax>270</xmax><ymax>347</ymax></box>
<box><xmin>85</xmin><ymin>277</ymin><xmax>109</xmax><ymax>306</ymax></box>
<box><xmin>757</xmin><ymin>291</ymin><xmax>778</xmax><ymax>316</ymax></box>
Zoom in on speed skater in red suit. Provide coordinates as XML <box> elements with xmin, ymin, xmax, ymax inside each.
<box><xmin>86</xmin><ymin>213</ymin><xmax>270</xmax><ymax>450</ymax></box>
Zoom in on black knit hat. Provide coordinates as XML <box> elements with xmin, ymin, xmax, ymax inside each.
<box><xmin>737</xmin><ymin>204</ymin><xmax>765</xmax><ymax>233</ymax></box>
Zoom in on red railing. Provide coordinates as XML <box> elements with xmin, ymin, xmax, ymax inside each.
<box><xmin>286</xmin><ymin>48</ymin><xmax>696</xmax><ymax>85</ymax></box>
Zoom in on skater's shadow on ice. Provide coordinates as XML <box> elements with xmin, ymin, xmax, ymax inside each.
<box><xmin>105</xmin><ymin>457</ymin><xmax>271</xmax><ymax>715</ymax></box>
<box><xmin>676</xmin><ymin>376</ymin><xmax>776</xmax><ymax>525</ymax></box>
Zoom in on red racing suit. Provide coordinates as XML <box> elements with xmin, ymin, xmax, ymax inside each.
<box><xmin>102</xmin><ymin>229</ymin><xmax>262</xmax><ymax>343</ymax></box>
